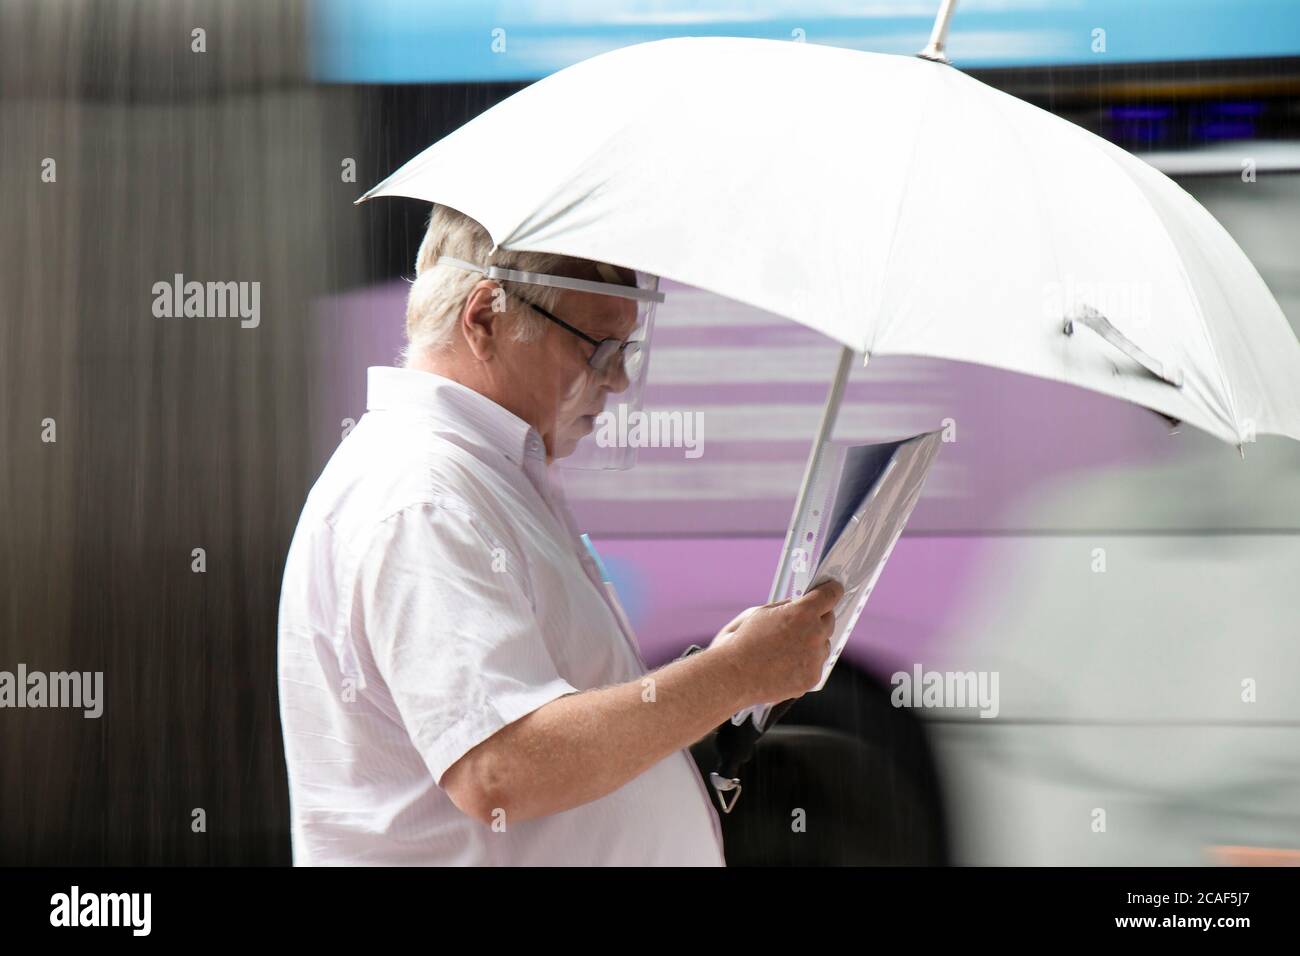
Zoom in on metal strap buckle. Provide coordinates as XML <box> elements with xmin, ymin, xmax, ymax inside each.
<box><xmin>709</xmin><ymin>772</ymin><xmax>743</xmax><ymax>814</ymax></box>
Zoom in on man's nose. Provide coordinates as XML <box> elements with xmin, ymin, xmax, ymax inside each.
<box><xmin>600</xmin><ymin>356</ymin><xmax>632</xmax><ymax>393</ymax></box>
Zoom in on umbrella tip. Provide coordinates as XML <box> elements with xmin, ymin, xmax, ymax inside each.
<box><xmin>916</xmin><ymin>0</ymin><xmax>958</xmax><ymax>64</ymax></box>
<box><xmin>352</xmin><ymin>188</ymin><xmax>376</xmax><ymax>206</ymax></box>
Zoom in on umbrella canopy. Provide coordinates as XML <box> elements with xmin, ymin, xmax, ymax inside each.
<box><xmin>359</xmin><ymin>35</ymin><xmax>1300</xmax><ymax>448</ymax></box>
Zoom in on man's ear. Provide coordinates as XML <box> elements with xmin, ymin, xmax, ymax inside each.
<box><xmin>461</xmin><ymin>279</ymin><xmax>506</xmax><ymax>361</ymax></box>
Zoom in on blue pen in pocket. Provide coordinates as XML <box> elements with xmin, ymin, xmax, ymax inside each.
<box><xmin>578</xmin><ymin>533</ymin><xmax>646</xmax><ymax>668</ymax></box>
<box><xmin>579</xmin><ymin>532</ymin><xmax>611</xmax><ymax>583</ymax></box>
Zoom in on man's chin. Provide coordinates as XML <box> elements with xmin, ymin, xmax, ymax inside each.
<box><xmin>549</xmin><ymin>413</ymin><xmax>600</xmax><ymax>460</ymax></box>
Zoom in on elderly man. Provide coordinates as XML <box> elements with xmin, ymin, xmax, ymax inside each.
<box><xmin>277</xmin><ymin>205</ymin><xmax>842</xmax><ymax>866</ymax></box>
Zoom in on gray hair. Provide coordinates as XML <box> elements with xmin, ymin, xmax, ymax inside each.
<box><xmin>403</xmin><ymin>205</ymin><xmax>632</xmax><ymax>362</ymax></box>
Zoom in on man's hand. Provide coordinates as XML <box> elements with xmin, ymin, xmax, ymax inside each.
<box><xmin>712</xmin><ymin>579</ymin><xmax>843</xmax><ymax>705</ymax></box>
<box><xmin>707</xmin><ymin>604</ymin><xmax>766</xmax><ymax>651</ymax></box>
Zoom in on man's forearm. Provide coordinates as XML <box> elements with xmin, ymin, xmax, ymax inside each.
<box><xmin>478</xmin><ymin>645</ymin><xmax>754</xmax><ymax>823</ymax></box>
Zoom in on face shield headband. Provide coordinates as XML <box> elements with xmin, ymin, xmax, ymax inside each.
<box><xmin>436</xmin><ymin>255</ymin><xmax>664</xmax><ymax>472</ymax></box>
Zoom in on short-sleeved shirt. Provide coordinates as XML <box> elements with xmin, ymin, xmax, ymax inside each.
<box><xmin>276</xmin><ymin>366</ymin><xmax>726</xmax><ymax>865</ymax></box>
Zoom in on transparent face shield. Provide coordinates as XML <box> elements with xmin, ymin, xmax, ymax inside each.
<box><xmin>436</xmin><ymin>256</ymin><xmax>663</xmax><ymax>471</ymax></box>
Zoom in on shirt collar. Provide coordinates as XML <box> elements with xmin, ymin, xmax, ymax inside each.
<box><xmin>365</xmin><ymin>366</ymin><xmax>547</xmax><ymax>468</ymax></box>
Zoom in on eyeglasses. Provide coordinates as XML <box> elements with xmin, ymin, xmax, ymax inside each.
<box><xmin>512</xmin><ymin>293</ymin><xmax>644</xmax><ymax>377</ymax></box>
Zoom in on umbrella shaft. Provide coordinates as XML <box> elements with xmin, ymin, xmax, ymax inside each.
<box><xmin>768</xmin><ymin>345</ymin><xmax>856</xmax><ymax>604</ymax></box>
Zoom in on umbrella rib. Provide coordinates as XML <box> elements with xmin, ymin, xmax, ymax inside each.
<box><xmin>978</xmin><ymin>80</ymin><xmax>1068</xmax><ymax>312</ymax></box>
<box><xmin>870</xmin><ymin>61</ymin><xmax>947</xmax><ymax>355</ymax></box>
<box><xmin>495</xmin><ymin>104</ymin><xmax>640</xmax><ymax>252</ymax></box>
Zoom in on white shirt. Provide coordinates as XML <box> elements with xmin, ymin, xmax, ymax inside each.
<box><xmin>277</xmin><ymin>366</ymin><xmax>726</xmax><ymax>866</ymax></box>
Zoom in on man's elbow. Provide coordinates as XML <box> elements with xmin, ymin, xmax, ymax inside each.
<box><xmin>441</xmin><ymin>744</ymin><xmax>517</xmax><ymax>827</ymax></box>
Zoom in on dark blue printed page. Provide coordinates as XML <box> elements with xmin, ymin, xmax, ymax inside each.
<box><xmin>822</xmin><ymin>438</ymin><xmax>906</xmax><ymax>556</ymax></box>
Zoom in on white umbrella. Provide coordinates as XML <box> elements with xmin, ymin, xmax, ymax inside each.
<box><xmin>357</xmin><ymin>35</ymin><xmax>1300</xmax><ymax>451</ymax></box>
